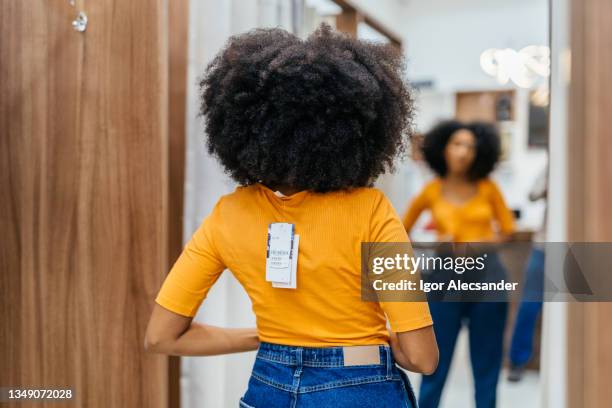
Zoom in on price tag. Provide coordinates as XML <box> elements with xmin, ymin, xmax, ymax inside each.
<box><xmin>265</xmin><ymin>223</ymin><xmax>294</xmax><ymax>284</ymax></box>
<box><xmin>272</xmin><ymin>234</ymin><xmax>299</xmax><ymax>289</ymax></box>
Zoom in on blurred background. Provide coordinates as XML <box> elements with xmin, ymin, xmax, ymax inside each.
<box><xmin>1</xmin><ymin>0</ymin><xmax>611</xmax><ymax>407</ymax></box>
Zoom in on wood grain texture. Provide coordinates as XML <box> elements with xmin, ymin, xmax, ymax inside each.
<box><xmin>167</xmin><ymin>1</ymin><xmax>189</xmax><ymax>407</ymax></box>
<box><xmin>335</xmin><ymin>7</ymin><xmax>358</xmax><ymax>38</ymax></box>
<box><xmin>0</xmin><ymin>0</ymin><xmax>170</xmax><ymax>407</ymax></box>
<box><xmin>567</xmin><ymin>0</ymin><xmax>612</xmax><ymax>406</ymax></box>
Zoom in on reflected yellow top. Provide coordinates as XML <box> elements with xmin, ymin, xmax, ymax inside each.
<box><xmin>402</xmin><ymin>178</ymin><xmax>515</xmax><ymax>242</ymax></box>
<box><xmin>155</xmin><ymin>184</ymin><xmax>432</xmax><ymax>347</ymax></box>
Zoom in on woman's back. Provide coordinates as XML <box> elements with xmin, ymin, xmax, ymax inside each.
<box><xmin>146</xmin><ymin>25</ymin><xmax>438</xmax><ymax>407</ymax></box>
<box><xmin>156</xmin><ymin>183</ymin><xmax>432</xmax><ymax>346</ymax></box>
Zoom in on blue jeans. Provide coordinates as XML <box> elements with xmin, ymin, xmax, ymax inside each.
<box><xmin>419</xmin><ymin>252</ymin><xmax>508</xmax><ymax>408</ymax></box>
<box><xmin>509</xmin><ymin>248</ymin><xmax>544</xmax><ymax>366</ymax></box>
<box><xmin>240</xmin><ymin>342</ymin><xmax>418</xmax><ymax>408</ymax></box>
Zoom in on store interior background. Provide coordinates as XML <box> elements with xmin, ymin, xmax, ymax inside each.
<box><xmin>185</xmin><ymin>1</ymin><xmax>553</xmax><ymax>407</ymax></box>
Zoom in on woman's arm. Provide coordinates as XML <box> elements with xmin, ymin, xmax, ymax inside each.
<box><xmin>402</xmin><ymin>186</ymin><xmax>431</xmax><ymax>234</ymax></box>
<box><xmin>488</xmin><ymin>180</ymin><xmax>515</xmax><ymax>242</ymax></box>
<box><xmin>388</xmin><ymin>326</ymin><xmax>438</xmax><ymax>374</ymax></box>
<box><xmin>144</xmin><ymin>304</ymin><xmax>259</xmax><ymax>356</ymax></box>
<box><xmin>371</xmin><ymin>190</ymin><xmax>438</xmax><ymax>374</ymax></box>
<box><xmin>146</xmin><ymin>199</ymin><xmax>259</xmax><ymax>356</ymax></box>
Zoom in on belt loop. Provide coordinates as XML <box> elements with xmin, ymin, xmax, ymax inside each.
<box><xmin>385</xmin><ymin>346</ymin><xmax>392</xmax><ymax>379</ymax></box>
<box><xmin>291</xmin><ymin>348</ymin><xmax>304</xmax><ymax>407</ymax></box>
<box><xmin>294</xmin><ymin>348</ymin><xmax>303</xmax><ymax>376</ymax></box>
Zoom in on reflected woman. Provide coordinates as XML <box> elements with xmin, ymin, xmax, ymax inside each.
<box><xmin>403</xmin><ymin>120</ymin><xmax>515</xmax><ymax>408</ymax></box>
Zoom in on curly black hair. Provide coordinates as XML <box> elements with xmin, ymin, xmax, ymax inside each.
<box><xmin>199</xmin><ymin>24</ymin><xmax>414</xmax><ymax>192</ymax></box>
<box><xmin>422</xmin><ymin>120</ymin><xmax>501</xmax><ymax>180</ymax></box>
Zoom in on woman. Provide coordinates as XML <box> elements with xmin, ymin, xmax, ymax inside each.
<box><xmin>145</xmin><ymin>25</ymin><xmax>438</xmax><ymax>407</ymax></box>
<box><xmin>402</xmin><ymin>120</ymin><xmax>515</xmax><ymax>408</ymax></box>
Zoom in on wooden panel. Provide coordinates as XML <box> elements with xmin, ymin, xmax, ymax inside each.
<box><xmin>335</xmin><ymin>7</ymin><xmax>358</xmax><ymax>37</ymax></box>
<box><xmin>0</xmin><ymin>1</ymin><xmax>169</xmax><ymax>407</ymax></box>
<box><xmin>455</xmin><ymin>90</ymin><xmax>515</xmax><ymax>123</ymax></box>
<box><xmin>333</xmin><ymin>0</ymin><xmax>402</xmax><ymax>47</ymax></box>
<box><xmin>167</xmin><ymin>1</ymin><xmax>189</xmax><ymax>407</ymax></box>
<box><xmin>567</xmin><ymin>0</ymin><xmax>612</xmax><ymax>406</ymax></box>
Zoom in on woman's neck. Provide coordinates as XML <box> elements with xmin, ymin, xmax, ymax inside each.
<box><xmin>443</xmin><ymin>172</ymin><xmax>470</xmax><ymax>184</ymax></box>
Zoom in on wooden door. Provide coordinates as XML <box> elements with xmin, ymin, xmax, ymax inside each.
<box><xmin>567</xmin><ymin>0</ymin><xmax>612</xmax><ymax>406</ymax></box>
<box><xmin>0</xmin><ymin>1</ymin><xmax>170</xmax><ymax>406</ymax></box>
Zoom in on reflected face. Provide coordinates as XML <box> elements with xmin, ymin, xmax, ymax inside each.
<box><xmin>444</xmin><ymin>129</ymin><xmax>477</xmax><ymax>176</ymax></box>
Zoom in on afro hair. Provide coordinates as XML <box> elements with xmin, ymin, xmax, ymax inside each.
<box><xmin>199</xmin><ymin>24</ymin><xmax>414</xmax><ymax>192</ymax></box>
<box><xmin>421</xmin><ymin>120</ymin><xmax>501</xmax><ymax>180</ymax></box>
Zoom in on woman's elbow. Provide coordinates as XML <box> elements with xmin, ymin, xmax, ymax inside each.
<box><xmin>143</xmin><ymin>332</ymin><xmax>161</xmax><ymax>353</ymax></box>
<box><xmin>416</xmin><ymin>351</ymin><xmax>439</xmax><ymax>375</ymax></box>
<box><xmin>405</xmin><ymin>347</ymin><xmax>439</xmax><ymax>375</ymax></box>
<box><xmin>144</xmin><ymin>304</ymin><xmax>190</xmax><ymax>354</ymax></box>
<box><xmin>144</xmin><ymin>331</ymin><xmax>173</xmax><ymax>354</ymax></box>
<box><xmin>395</xmin><ymin>327</ymin><xmax>439</xmax><ymax>374</ymax></box>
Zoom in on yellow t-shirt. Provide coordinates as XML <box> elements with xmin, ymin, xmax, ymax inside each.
<box><xmin>402</xmin><ymin>178</ymin><xmax>515</xmax><ymax>242</ymax></box>
<box><xmin>155</xmin><ymin>183</ymin><xmax>433</xmax><ymax>347</ymax></box>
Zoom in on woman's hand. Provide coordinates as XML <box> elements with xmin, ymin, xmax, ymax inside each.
<box><xmin>144</xmin><ymin>304</ymin><xmax>260</xmax><ymax>356</ymax></box>
<box><xmin>484</xmin><ymin>233</ymin><xmax>511</xmax><ymax>244</ymax></box>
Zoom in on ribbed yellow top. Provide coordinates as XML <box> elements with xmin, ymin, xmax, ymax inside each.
<box><xmin>156</xmin><ymin>183</ymin><xmax>432</xmax><ymax>347</ymax></box>
<box><xmin>402</xmin><ymin>178</ymin><xmax>515</xmax><ymax>242</ymax></box>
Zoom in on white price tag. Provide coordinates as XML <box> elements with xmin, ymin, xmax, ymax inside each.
<box><xmin>272</xmin><ymin>234</ymin><xmax>299</xmax><ymax>289</ymax></box>
<box><xmin>265</xmin><ymin>223</ymin><xmax>294</xmax><ymax>284</ymax></box>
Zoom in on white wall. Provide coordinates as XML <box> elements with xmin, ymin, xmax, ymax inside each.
<box><xmin>183</xmin><ymin>2</ymin><xmax>234</xmax><ymax>406</ymax></box>
<box><xmin>399</xmin><ymin>0</ymin><xmax>549</xmax><ymax>91</ymax></box>
<box><xmin>182</xmin><ymin>1</ymin><xmax>293</xmax><ymax>407</ymax></box>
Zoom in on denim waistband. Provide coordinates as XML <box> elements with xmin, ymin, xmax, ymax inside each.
<box><xmin>256</xmin><ymin>342</ymin><xmax>392</xmax><ymax>368</ymax></box>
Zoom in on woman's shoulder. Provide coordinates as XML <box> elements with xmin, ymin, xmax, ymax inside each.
<box><xmin>347</xmin><ymin>186</ymin><xmax>386</xmax><ymax>199</ymax></box>
<box><xmin>477</xmin><ymin>178</ymin><xmax>502</xmax><ymax>193</ymax></box>
<box><xmin>322</xmin><ymin>187</ymin><xmax>395</xmax><ymax>215</ymax></box>
<box><xmin>419</xmin><ymin>178</ymin><xmax>442</xmax><ymax>197</ymax></box>
<box><xmin>205</xmin><ymin>184</ymin><xmax>259</xmax><ymax>215</ymax></box>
